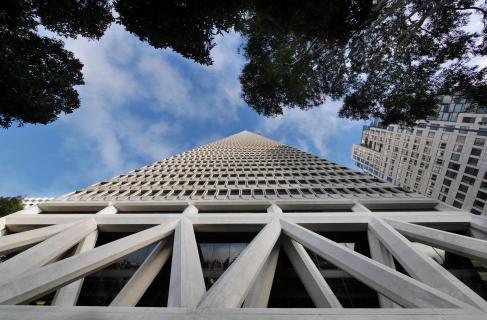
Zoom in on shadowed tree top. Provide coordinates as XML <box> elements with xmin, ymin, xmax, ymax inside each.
<box><xmin>0</xmin><ymin>0</ymin><xmax>113</xmax><ymax>128</ymax></box>
<box><xmin>1</xmin><ymin>0</ymin><xmax>486</xmax><ymax>127</ymax></box>
<box><xmin>116</xmin><ymin>0</ymin><xmax>487</xmax><ymax>126</ymax></box>
<box><xmin>0</xmin><ymin>196</ymin><xmax>23</xmax><ymax>217</ymax></box>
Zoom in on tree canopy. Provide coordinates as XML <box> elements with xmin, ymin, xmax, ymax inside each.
<box><xmin>0</xmin><ymin>196</ymin><xmax>23</xmax><ymax>217</ymax></box>
<box><xmin>2</xmin><ymin>0</ymin><xmax>486</xmax><ymax>127</ymax></box>
<box><xmin>0</xmin><ymin>0</ymin><xmax>112</xmax><ymax>128</ymax></box>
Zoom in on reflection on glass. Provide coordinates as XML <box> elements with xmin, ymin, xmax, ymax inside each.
<box><xmin>413</xmin><ymin>241</ymin><xmax>487</xmax><ymax>299</ymax></box>
<box><xmin>77</xmin><ymin>232</ymin><xmax>157</xmax><ymax>306</ymax></box>
<box><xmin>307</xmin><ymin>232</ymin><xmax>379</xmax><ymax>308</ymax></box>
<box><xmin>196</xmin><ymin>232</ymin><xmax>255</xmax><ymax>289</ymax></box>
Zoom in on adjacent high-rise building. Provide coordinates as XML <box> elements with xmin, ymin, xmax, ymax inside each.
<box><xmin>2</xmin><ymin>131</ymin><xmax>487</xmax><ymax>319</ymax></box>
<box><xmin>352</xmin><ymin>96</ymin><xmax>487</xmax><ymax>215</ymax></box>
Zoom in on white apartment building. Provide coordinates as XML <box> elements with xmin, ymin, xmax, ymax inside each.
<box><xmin>352</xmin><ymin>95</ymin><xmax>487</xmax><ymax>215</ymax></box>
<box><xmin>1</xmin><ymin>131</ymin><xmax>487</xmax><ymax>319</ymax></box>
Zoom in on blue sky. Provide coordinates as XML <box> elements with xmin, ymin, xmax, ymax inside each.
<box><xmin>0</xmin><ymin>25</ymin><xmax>367</xmax><ymax>197</ymax></box>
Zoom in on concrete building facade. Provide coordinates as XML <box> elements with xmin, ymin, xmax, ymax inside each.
<box><xmin>1</xmin><ymin>131</ymin><xmax>487</xmax><ymax>319</ymax></box>
<box><xmin>352</xmin><ymin>96</ymin><xmax>487</xmax><ymax>215</ymax></box>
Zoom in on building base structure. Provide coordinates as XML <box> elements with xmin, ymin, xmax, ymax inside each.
<box><xmin>0</xmin><ymin>132</ymin><xmax>486</xmax><ymax>319</ymax></box>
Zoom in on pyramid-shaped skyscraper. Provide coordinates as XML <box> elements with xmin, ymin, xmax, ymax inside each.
<box><xmin>1</xmin><ymin>131</ymin><xmax>487</xmax><ymax>319</ymax></box>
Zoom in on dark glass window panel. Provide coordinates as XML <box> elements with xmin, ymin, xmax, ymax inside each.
<box><xmin>267</xmin><ymin>250</ymin><xmax>314</xmax><ymax>308</ymax></box>
<box><xmin>420</xmin><ymin>240</ymin><xmax>487</xmax><ymax>300</ymax></box>
<box><xmin>136</xmin><ymin>256</ymin><xmax>172</xmax><ymax>307</ymax></box>
<box><xmin>305</xmin><ymin>232</ymin><xmax>379</xmax><ymax>308</ymax></box>
<box><xmin>196</xmin><ymin>232</ymin><xmax>256</xmax><ymax>290</ymax></box>
<box><xmin>77</xmin><ymin>232</ymin><xmax>158</xmax><ymax>306</ymax></box>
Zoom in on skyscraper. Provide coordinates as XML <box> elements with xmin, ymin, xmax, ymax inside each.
<box><xmin>352</xmin><ymin>96</ymin><xmax>487</xmax><ymax>215</ymax></box>
<box><xmin>1</xmin><ymin>131</ymin><xmax>487</xmax><ymax>319</ymax></box>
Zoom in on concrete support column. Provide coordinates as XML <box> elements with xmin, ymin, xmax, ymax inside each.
<box><xmin>111</xmin><ymin>239</ymin><xmax>172</xmax><ymax>306</ymax></box>
<box><xmin>0</xmin><ymin>219</ymin><xmax>97</xmax><ymax>283</ymax></box>
<box><xmin>267</xmin><ymin>204</ymin><xmax>282</xmax><ymax>214</ymax></box>
<box><xmin>168</xmin><ymin>218</ymin><xmax>206</xmax><ymax>308</ymax></box>
<box><xmin>198</xmin><ymin>219</ymin><xmax>281</xmax><ymax>309</ymax></box>
<box><xmin>0</xmin><ymin>221</ymin><xmax>178</xmax><ymax>305</ymax></box>
<box><xmin>280</xmin><ymin>218</ymin><xmax>471</xmax><ymax>309</ymax></box>
<box><xmin>471</xmin><ymin>216</ymin><xmax>487</xmax><ymax>234</ymax></box>
<box><xmin>12</xmin><ymin>206</ymin><xmax>41</xmax><ymax>215</ymax></box>
<box><xmin>369</xmin><ymin>218</ymin><xmax>487</xmax><ymax>310</ymax></box>
<box><xmin>470</xmin><ymin>228</ymin><xmax>487</xmax><ymax>241</ymax></box>
<box><xmin>385</xmin><ymin>218</ymin><xmax>487</xmax><ymax>265</ymax></box>
<box><xmin>183</xmin><ymin>204</ymin><xmax>198</xmax><ymax>215</ymax></box>
<box><xmin>0</xmin><ymin>222</ymin><xmax>75</xmax><ymax>255</ymax></box>
<box><xmin>52</xmin><ymin>230</ymin><xmax>98</xmax><ymax>306</ymax></box>
<box><xmin>352</xmin><ymin>202</ymin><xmax>371</xmax><ymax>213</ymax></box>
<box><xmin>282</xmin><ymin>236</ymin><xmax>342</xmax><ymax>308</ymax></box>
<box><xmin>366</xmin><ymin>230</ymin><xmax>400</xmax><ymax>308</ymax></box>
<box><xmin>97</xmin><ymin>205</ymin><xmax>118</xmax><ymax>215</ymax></box>
<box><xmin>243</xmin><ymin>242</ymin><xmax>280</xmax><ymax>308</ymax></box>
<box><xmin>0</xmin><ymin>218</ymin><xmax>6</xmax><ymax>237</ymax></box>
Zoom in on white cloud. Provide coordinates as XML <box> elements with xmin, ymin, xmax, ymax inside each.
<box><xmin>59</xmin><ymin>24</ymin><xmax>245</xmax><ymax>182</ymax></box>
<box><xmin>257</xmin><ymin>101</ymin><xmax>365</xmax><ymax>157</ymax></box>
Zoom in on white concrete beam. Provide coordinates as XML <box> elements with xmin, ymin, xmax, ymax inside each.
<box><xmin>366</xmin><ymin>230</ymin><xmax>400</xmax><ymax>308</ymax></box>
<box><xmin>0</xmin><ymin>221</ymin><xmax>178</xmax><ymax>305</ymax></box>
<box><xmin>198</xmin><ymin>219</ymin><xmax>281</xmax><ymax>309</ymax></box>
<box><xmin>183</xmin><ymin>205</ymin><xmax>198</xmax><ymax>215</ymax></box>
<box><xmin>0</xmin><ymin>222</ymin><xmax>77</xmax><ymax>255</ymax></box>
<box><xmin>471</xmin><ymin>216</ymin><xmax>487</xmax><ymax>234</ymax></box>
<box><xmin>282</xmin><ymin>236</ymin><xmax>342</xmax><ymax>308</ymax></box>
<box><xmin>280</xmin><ymin>218</ymin><xmax>472</xmax><ymax>309</ymax></box>
<box><xmin>369</xmin><ymin>218</ymin><xmax>487</xmax><ymax>310</ymax></box>
<box><xmin>385</xmin><ymin>218</ymin><xmax>487</xmax><ymax>265</ymax></box>
<box><xmin>111</xmin><ymin>239</ymin><xmax>172</xmax><ymax>306</ymax></box>
<box><xmin>243</xmin><ymin>242</ymin><xmax>280</xmax><ymax>308</ymax></box>
<box><xmin>11</xmin><ymin>206</ymin><xmax>41</xmax><ymax>215</ymax></box>
<box><xmin>96</xmin><ymin>205</ymin><xmax>117</xmax><ymax>215</ymax></box>
<box><xmin>168</xmin><ymin>218</ymin><xmax>206</xmax><ymax>308</ymax></box>
<box><xmin>0</xmin><ymin>219</ymin><xmax>97</xmax><ymax>283</ymax></box>
<box><xmin>0</xmin><ymin>305</ymin><xmax>486</xmax><ymax>320</ymax></box>
<box><xmin>470</xmin><ymin>228</ymin><xmax>487</xmax><ymax>241</ymax></box>
<box><xmin>0</xmin><ymin>218</ymin><xmax>6</xmax><ymax>236</ymax></box>
<box><xmin>52</xmin><ymin>230</ymin><xmax>98</xmax><ymax>306</ymax></box>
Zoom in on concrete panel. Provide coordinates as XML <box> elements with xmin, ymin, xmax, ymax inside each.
<box><xmin>385</xmin><ymin>218</ymin><xmax>487</xmax><ymax>265</ymax></box>
<box><xmin>198</xmin><ymin>219</ymin><xmax>281</xmax><ymax>309</ymax></box>
<box><xmin>282</xmin><ymin>237</ymin><xmax>342</xmax><ymax>308</ymax></box>
<box><xmin>0</xmin><ymin>221</ymin><xmax>178</xmax><ymax>305</ymax></box>
<box><xmin>369</xmin><ymin>218</ymin><xmax>487</xmax><ymax>310</ymax></box>
<box><xmin>52</xmin><ymin>230</ymin><xmax>98</xmax><ymax>306</ymax></box>
<box><xmin>0</xmin><ymin>219</ymin><xmax>97</xmax><ymax>283</ymax></box>
<box><xmin>280</xmin><ymin>218</ymin><xmax>472</xmax><ymax>309</ymax></box>
<box><xmin>0</xmin><ymin>222</ymin><xmax>75</xmax><ymax>255</ymax></box>
<box><xmin>243</xmin><ymin>242</ymin><xmax>280</xmax><ymax>308</ymax></box>
<box><xmin>168</xmin><ymin>218</ymin><xmax>206</xmax><ymax>308</ymax></box>
<box><xmin>111</xmin><ymin>239</ymin><xmax>172</xmax><ymax>306</ymax></box>
<box><xmin>366</xmin><ymin>230</ymin><xmax>400</xmax><ymax>308</ymax></box>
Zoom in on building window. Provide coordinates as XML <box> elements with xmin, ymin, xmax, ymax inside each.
<box><xmin>477</xmin><ymin>191</ymin><xmax>487</xmax><ymax>201</ymax></box>
<box><xmin>455</xmin><ymin>192</ymin><xmax>466</xmax><ymax>201</ymax></box>
<box><xmin>471</xmin><ymin>148</ymin><xmax>482</xmax><ymax>156</ymax></box>
<box><xmin>445</xmin><ymin>170</ymin><xmax>457</xmax><ymax>179</ymax></box>
<box><xmin>448</xmin><ymin>162</ymin><xmax>460</xmax><ymax>171</ymax></box>
<box><xmin>450</xmin><ymin>153</ymin><xmax>460</xmax><ymax>161</ymax></box>
<box><xmin>452</xmin><ymin>201</ymin><xmax>463</xmax><ymax>209</ymax></box>
<box><xmin>442</xmin><ymin>178</ymin><xmax>452</xmax><ymax>186</ymax></box>
<box><xmin>461</xmin><ymin>176</ymin><xmax>476</xmax><ymax>185</ymax></box>
<box><xmin>467</xmin><ymin>157</ymin><xmax>478</xmax><ymax>166</ymax></box>
<box><xmin>464</xmin><ymin>166</ymin><xmax>479</xmax><ymax>176</ymax></box>
<box><xmin>474</xmin><ymin>138</ymin><xmax>485</xmax><ymax>146</ymax></box>
<box><xmin>473</xmin><ymin>200</ymin><xmax>485</xmax><ymax>209</ymax></box>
